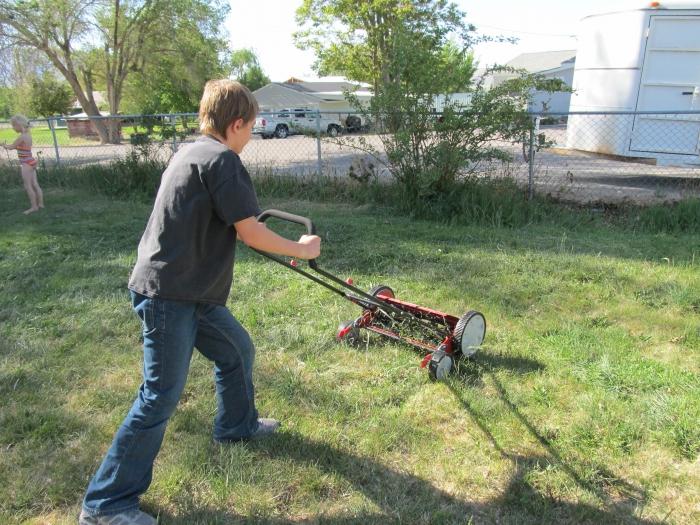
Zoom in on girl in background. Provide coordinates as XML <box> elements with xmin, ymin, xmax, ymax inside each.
<box><xmin>4</xmin><ymin>114</ymin><xmax>44</xmax><ymax>214</ymax></box>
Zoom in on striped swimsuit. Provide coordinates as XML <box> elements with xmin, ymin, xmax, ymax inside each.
<box><xmin>16</xmin><ymin>145</ymin><xmax>37</xmax><ymax>168</ymax></box>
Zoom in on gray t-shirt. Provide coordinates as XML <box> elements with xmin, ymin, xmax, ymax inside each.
<box><xmin>128</xmin><ymin>135</ymin><xmax>261</xmax><ymax>305</ymax></box>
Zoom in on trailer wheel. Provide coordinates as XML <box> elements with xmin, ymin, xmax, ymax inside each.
<box><xmin>369</xmin><ymin>285</ymin><xmax>394</xmax><ymax>299</ymax></box>
<box><xmin>337</xmin><ymin>320</ymin><xmax>361</xmax><ymax>346</ymax></box>
<box><xmin>428</xmin><ymin>350</ymin><xmax>453</xmax><ymax>381</ymax></box>
<box><xmin>453</xmin><ymin>311</ymin><xmax>486</xmax><ymax>358</ymax></box>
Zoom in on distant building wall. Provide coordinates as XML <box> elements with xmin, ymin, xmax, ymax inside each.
<box><xmin>66</xmin><ymin>116</ymin><xmax>121</xmax><ymax>139</ymax></box>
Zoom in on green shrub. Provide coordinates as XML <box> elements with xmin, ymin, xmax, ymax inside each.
<box><xmin>36</xmin><ymin>149</ymin><xmax>166</xmax><ymax>202</ymax></box>
<box><xmin>634</xmin><ymin>198</ymin><xmax>700</xmax><ymax>233</ymax></box>
<box><xmin>11</xmin><ymin>157</ymin><xmax>697</xmax><ymax>234</ymax></box>
<box><xmin>129</xmin><ymin>133</ymin><xmax>151</xmax><ymax>146</ymax></box>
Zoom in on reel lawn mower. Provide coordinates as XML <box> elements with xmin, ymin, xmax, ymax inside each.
<box><xmin>254</xmin><ymin>209</ymin><xmax>487</xmax><ymax>381</ymax></box>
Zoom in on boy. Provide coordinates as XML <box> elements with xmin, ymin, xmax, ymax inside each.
<box><xmin>79</xmin><ymin>80</ymin><xmax>321</xmax><ymax>525</ymax></box>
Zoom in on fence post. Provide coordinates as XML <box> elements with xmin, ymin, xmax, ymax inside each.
<box><xmin>316</xmin><ymin>110</ymin><xmax>322</xmax><ymax>176</ymax></box>
<box><xmin>47</xmin><ymin>117</ymin><xmax>61</xmax><ymax>168</ymax></box>
<box><xmin>171</xmin><ymin>115</ymin><xmax>177</xmax><ymax>153</ymax></box>
<box><xmin>527</xmin><ymin>116</ymin><xmax>536</xmax><ymax>201</ymax></box>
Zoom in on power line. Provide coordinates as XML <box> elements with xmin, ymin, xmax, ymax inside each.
<box><xmin>474</xmin><ymin>23</ymin><xmax>576</xmax><ymax>38</ymax></box>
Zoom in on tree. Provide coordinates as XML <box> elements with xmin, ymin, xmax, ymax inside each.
<box><xmin>294</xmin><ymin>0</ymin><xmax>473</xmax><ymax>94</ymax></box>
<box><xmin>439</xmin><ymin>40</ymin><xmax>476</xmax><ymax>93</ymax></box>
<box><xmin>0</xmin><ymin>46</ymin><xmax>56</xmax><ymax>117</ymax></box>
<box><xmin>0</xmin><ymin>86</ymin><xmax>11</xmax><ymax>119</ymax></box>
<box><xmin>29</xmin><ymin>74</ymin><xmax>73</xmax><ymax>117</ymax></box>
<box><xmin>121</xmin><ymin>4</ymin><xmax>231</xmax><ymax>114</ymax></box>
<box><xmin>315</xmin><ymin>4</ymin><xmax>565</xmax><ymax>214</ymax></box>
<box><xmin>230</xmin><ymin>49</ymin><xmax>270</xmax><ymax>92</ymax></box>
<box><xmin>0</xmin><ymin>0</ymin><xmax>230</xmax><ymax>143</ymax></box>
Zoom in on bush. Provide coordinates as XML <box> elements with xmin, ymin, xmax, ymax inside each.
<box><xmin>10</xmin><ymin>157</ymin><xmax>696</xmax><ymax>234</ymax></box>
<box><xmin>632</xmin><ymin>198</ymin><xmax>700</xmax><ymax>233</ymax></box>
<box><xmin>129</xmin><ymin>133</ymin><xmax>151</xmax><ymax>146</ymax></box>
<box><xmin>252</xmin><ymin>168</ymin><xmax>571</xmax><ymax>229</ymax></box>
<box><xmin>159</xmin><ymin>126</ymin><xmax>176</xmax><ymax>140</ymax></box>
<box><xmin>35</xmin><ymin>148</ymin><xmax>166</xmax><ymax>202</ymax></box>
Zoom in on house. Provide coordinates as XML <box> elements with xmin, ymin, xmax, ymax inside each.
<box><xmin>252</xmin><ymin>77</ymin><xmax>372</xmax><ymax>121</ymax></box>
<box><xmin>472</xmin><ymin>68</ymin><xmax>495</xmax><ymax>90</ymax></box>
<box><xmin>65</xmin><ymin>111</ymin><xmax>120</xmax><ymax>139</ymax></box>
<box><xmin>488</xmin><ymin>50</ymin><xmax>576</xmax><ymax>114</ymax></box>
<box><xmin>490</xmin><ymin>50</ymin><xmax>576</xmax><ymax>87</ymax></box>
<box><xmin>69</xmin><ymin>91</ymin><xmax>107</xmax><ymax>114</ymax></box>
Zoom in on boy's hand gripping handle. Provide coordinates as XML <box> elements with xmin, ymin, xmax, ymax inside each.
<box><xmin>256</xmin><ymin>209</ymin><xmax>318</xmax><ymax>269</ymax></box>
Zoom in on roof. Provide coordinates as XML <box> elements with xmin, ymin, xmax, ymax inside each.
<box><xmin>253</xmin><ymin>81</ymin><xmax>372</xmax><ymax>109</ymax></box>
<box><xmin>582</xmin><ymin>3</ymin><xmax>700</xmax><ymax>20</ymax></box>
<box><xmin>71</xmin><ymin>91</ymin><xmax>106</xmax><ymax>109</ymax></box>
<box><xmin>504</xmin><ymin>50</ymin><xmax>577</xmax><ymax>74</ymax></box>
<box><xmin>253</xmin><ymin>83</ymin><xmax>324</xmax><ymax>109</ymax></box>
<box><xmin>65</xmin><ymin>111</ymin><xmax>111</xmax><ymax>119</ymax></box>
<box><xmin>284</xmin><ymin>80</ymin><xmax>366</xmax><ymax>94</ymax></box>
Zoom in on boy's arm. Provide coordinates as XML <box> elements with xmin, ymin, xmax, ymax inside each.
<box><xmin>234</xmin><ymin>216</ymin><xmax>321</xmax><ymax>260</ymax></box>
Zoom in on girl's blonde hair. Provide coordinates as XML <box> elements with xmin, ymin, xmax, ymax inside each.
<box><xmin>199</xmin><ymin>80</ymin><xmax>258</xmax><ymax>137</ymax></box>
<box><xmin>10</xmin><ymin>115</ymin><xmax>31</xmax><ymax>131</ymax></box>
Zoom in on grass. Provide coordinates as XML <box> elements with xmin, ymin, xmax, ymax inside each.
<box><xmin>1</xmin><ymin>126</ymin><xmax>96</xmax><ymax>147</ymax></box>
<box><xmin>0</xmin><ymin>125</ymin><xmax>192</xmax><ymax>147</ymax></box>
<box><xmin>1</xmin><ymin>172</ymin><xmax>699</xmax><ymax>524</ymax></box>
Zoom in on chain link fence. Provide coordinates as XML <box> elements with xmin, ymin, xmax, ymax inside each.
<box><xmin>2</xmin><ymin>110</ymin><xmax>699</xmax><ymax>205</ymax></box>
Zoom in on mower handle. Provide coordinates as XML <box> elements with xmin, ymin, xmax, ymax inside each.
<box><xmin>256</xmin><ymin>209</ymin><xmax>318</xmax><ymax>269</ymax></box>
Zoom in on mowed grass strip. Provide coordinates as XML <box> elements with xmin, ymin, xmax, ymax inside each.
<box><xmin>0</xmin><ymin>180</ymin><xmax>698</xmax><ymax>524</ymax></box>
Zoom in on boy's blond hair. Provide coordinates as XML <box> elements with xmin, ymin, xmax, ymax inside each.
<box><xmin>199</xmin><ymin>80</ymin><xmax>258</xmax><ymax>138</ymax></box>
<box><xmin>10</xmin><ymin>114</ymin><xmax>31</xmax><ymax>131</ymax></box>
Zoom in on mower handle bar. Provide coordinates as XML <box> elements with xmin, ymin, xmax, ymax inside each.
<box><xmin>254</xmin><ymin>209</ymin><xmax>448</xmax><ymax>340</ymax></box>
<box><xmin>256</xmin><ymin>209</ymin><xmax>318</xmax><ymax>269</ymax></box>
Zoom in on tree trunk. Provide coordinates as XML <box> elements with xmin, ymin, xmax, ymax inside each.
<box><xmin>44</xmin><ymin>51</ymin><xmax>112</xmax><ymax>144</ymax></box>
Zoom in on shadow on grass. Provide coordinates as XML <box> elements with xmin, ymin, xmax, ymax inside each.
<box><xmin>158</xmin><ymin>353</ymin><xmax>659</xmax><ymax>524</ymax></box>
<box><xmin>443</xmin><ymin>355</ymin><xmax>655</xmax><ymax>524</ymax></box>
<box><xmin>159</xmin><ymin>428</ymin><xmax>662</xmax><ymax>525</ymax></box>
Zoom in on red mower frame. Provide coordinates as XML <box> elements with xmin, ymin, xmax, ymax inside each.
<box><xmin>254</xmin><ymin>209</ymin><xmax>486</xmax><ymax>380</ymax></box>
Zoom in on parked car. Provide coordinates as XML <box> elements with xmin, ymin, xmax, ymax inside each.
<box><xmin>253</xmin><ymin>108</ymin><xmax>344</xmax><ymax>139</ymax></box>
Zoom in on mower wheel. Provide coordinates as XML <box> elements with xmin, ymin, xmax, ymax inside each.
<box><xmin>453</xmin><ymin>311</ymin><xmax>486</xmax><ymax>358</ymax></box>
<box><xmin>337</xmin><ymin>320</ymin><xmax>362</xmax><ymax>346</ymax></box>
<box><xmin>369</xmin><ymin>285</ymin><xmax>394</xmax><ymax>299</ymax></box>
<box><xmin>428</xmin><ymin>350</ymin><xmax>453</xmax><ymax>381</ymax></box>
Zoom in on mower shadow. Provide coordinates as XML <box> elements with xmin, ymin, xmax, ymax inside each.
<box><xmin>160</xmin><ymin>430</ymin><xmax>662</xmax><ymax>525</ymax></box>
<box><xmin>446</xmin><ymin>358</ymin><xmax>653</xmax><ymax>523</ymax></box>
<box><xmin>452</xmin><ymin>350</ymin><xmax>544</xmax><ymax>388</ymax></box>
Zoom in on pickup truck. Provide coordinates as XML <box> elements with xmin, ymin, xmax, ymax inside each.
<box><xmin>253</xmin><ymin>108</ymin><xmax>344</xmax><ymax>139</ymax></box>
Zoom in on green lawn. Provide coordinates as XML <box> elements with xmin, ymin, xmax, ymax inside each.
<box><xmin>1</xmin><ymin>179</ymin><xmax>699</xmax><ymax>524</ymax></box>
<box><xmin>1</xmin><ymin>126</ymin><xmax>92</xmax><ymax>147</ymax></box>
<box><xmin>0</xmin><ymin>124</ymin><xmax>190</xmax><ymax>147</ymax></box>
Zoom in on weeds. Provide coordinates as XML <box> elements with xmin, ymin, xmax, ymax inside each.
<box><xmin>3</xmin><ymin>156</ymin><xmax>698</xmax><ymax>234</ymax></box>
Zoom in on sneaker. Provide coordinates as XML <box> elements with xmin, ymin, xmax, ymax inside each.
<box><xmin>215</xmin><ymin>418</ymin><xmax>281</xmax><ymax>443</ymax></box>
<box><xmin>79</xmin><ymin>508</ymin><xmax>156</xmax><ymax>525</ymax></box>
<box><xmin>250</xmin><ymin>417</ymin><xmax>280</xmax><ymax>439</ymax></box>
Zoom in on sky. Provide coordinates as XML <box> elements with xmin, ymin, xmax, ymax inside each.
<box><xmin>225</xmin><ymin>0</ymin><xmax>694</xmax><ymax>82</ymax></box>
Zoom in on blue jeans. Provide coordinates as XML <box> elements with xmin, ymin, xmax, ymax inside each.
<box><xmin>82</xmin><ymin>291</ymin><xmax>259</xmax><ymax>516</ymax></box>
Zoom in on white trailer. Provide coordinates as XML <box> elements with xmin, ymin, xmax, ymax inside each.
<box><xmin>566</xmin><ymin>2</ymin><xmax>700</xmax><ymax>163</ymax></box>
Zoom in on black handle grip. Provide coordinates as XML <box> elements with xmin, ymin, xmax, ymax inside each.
<box><xmin>256</xmin><ymin>209</ymin><xmax>318</xmax><ymax>268</ymax></box>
